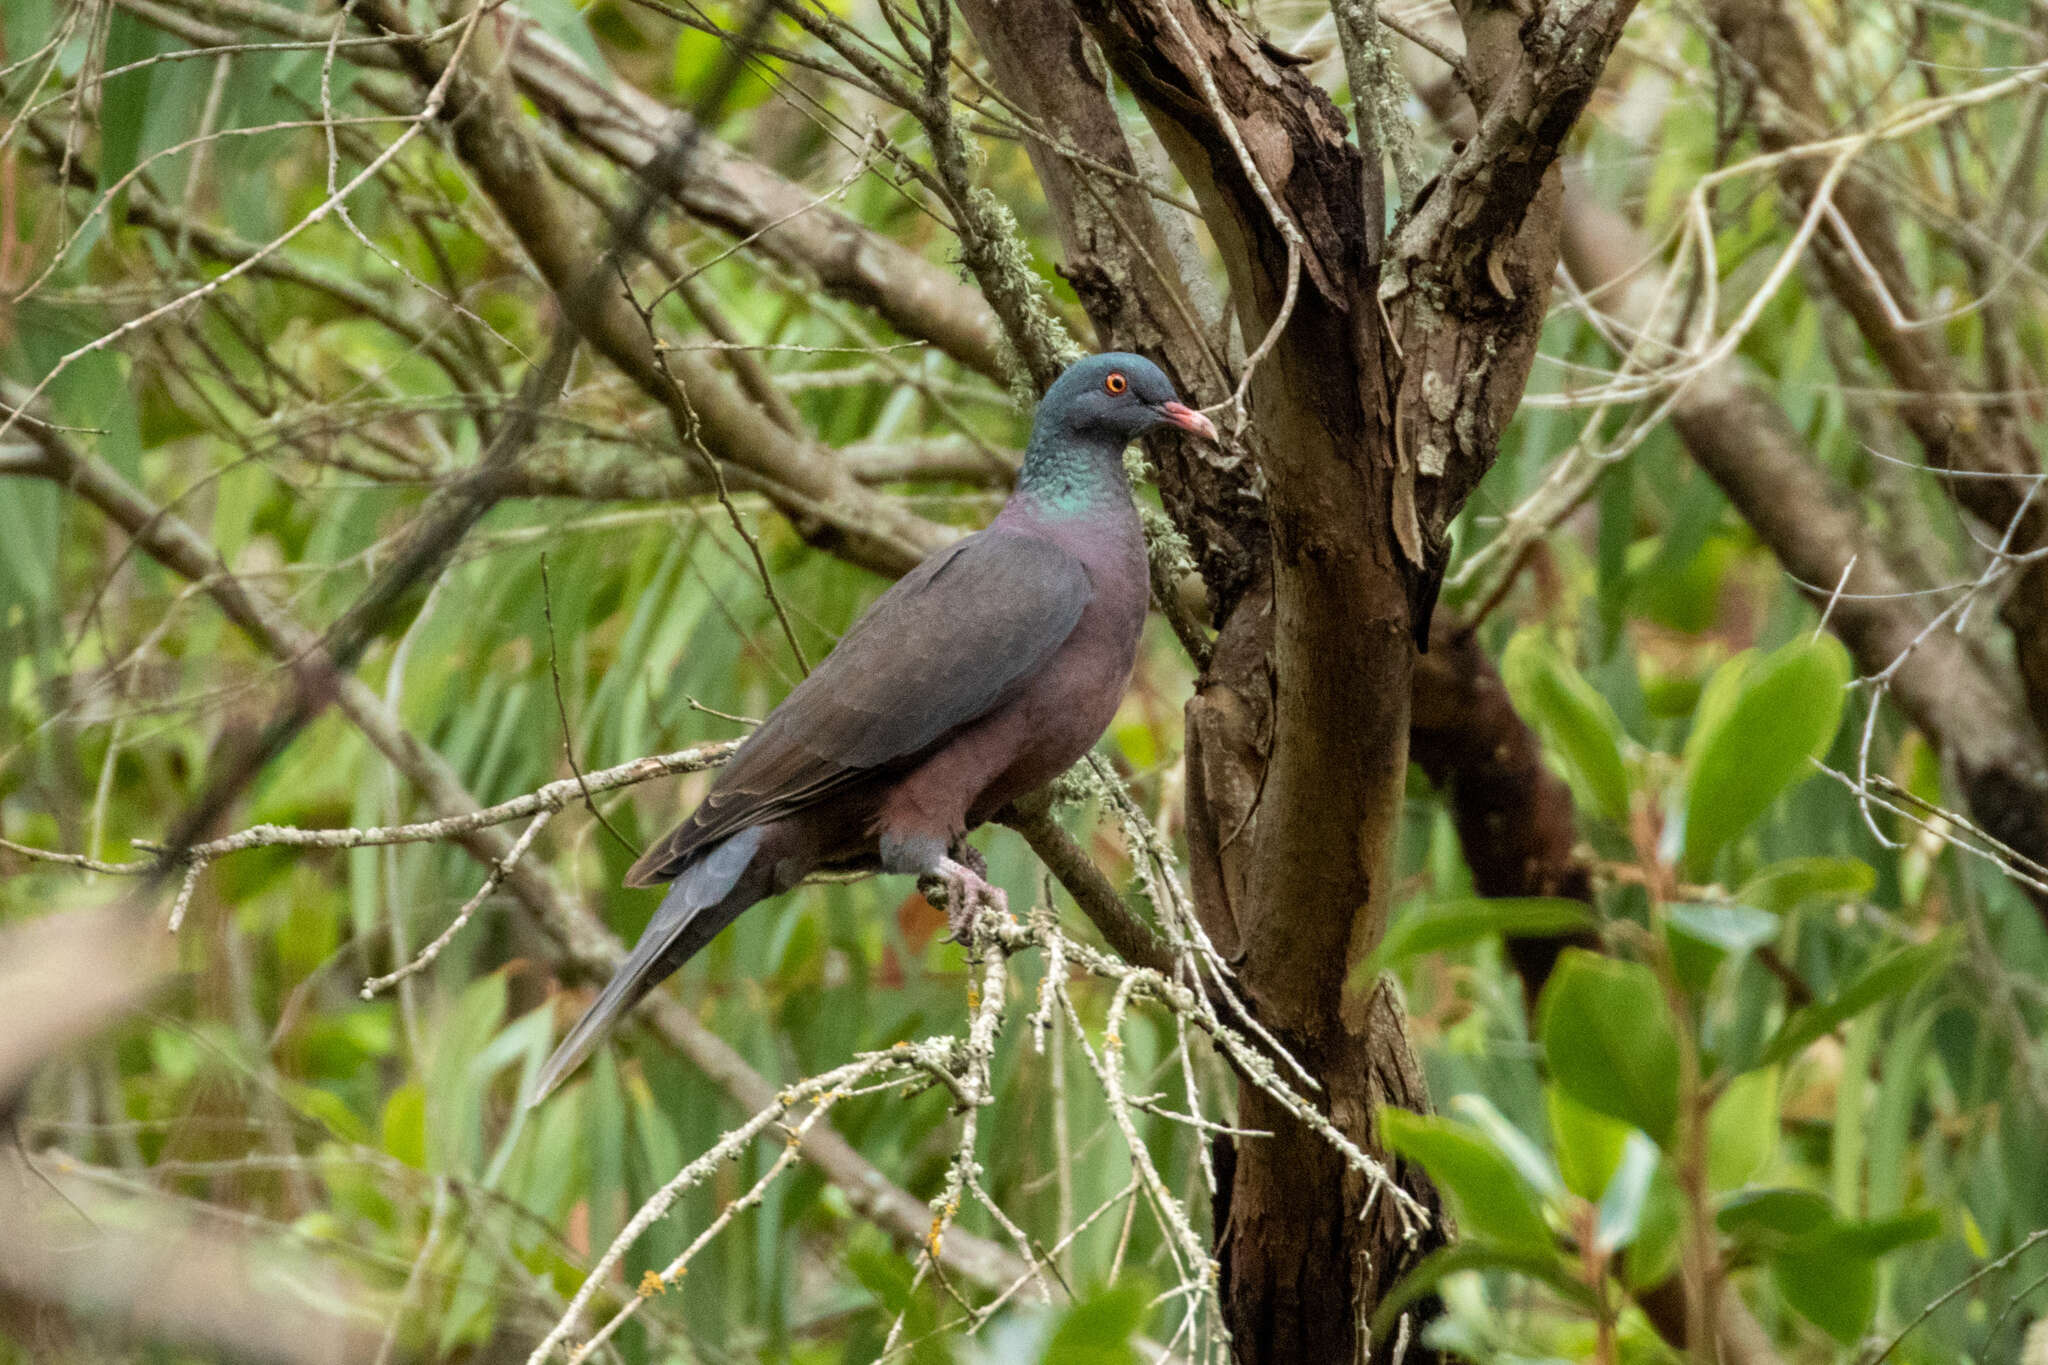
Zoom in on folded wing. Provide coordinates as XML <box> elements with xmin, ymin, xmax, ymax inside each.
<box><xmin>625</xmin><ymin>529</ymin><xmax>1093</xmax><ymax>886</ymax></box>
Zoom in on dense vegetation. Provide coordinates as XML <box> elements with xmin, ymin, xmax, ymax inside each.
<box><xmin>4</xmin><ymin>0</ymin><xmax>2047</xmax><ymax>1360</ymax></box>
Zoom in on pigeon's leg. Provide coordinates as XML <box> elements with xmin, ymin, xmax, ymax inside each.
<box><xmin>880</xmin><ymin>831</ymin><xmax>1007</xmax><ymax>943</ymax></box>
<box><xmin>923</xmin><ymin>856</ymin><xmax>1006</xmax><ymax>942</ymax></box>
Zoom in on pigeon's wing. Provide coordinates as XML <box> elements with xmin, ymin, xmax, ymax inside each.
<box><xmin>625</xmin><ymin>529</ymin><xmax>1092</xmax><ymax>885</ymax></box>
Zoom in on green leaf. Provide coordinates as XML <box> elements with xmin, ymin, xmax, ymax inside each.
<box><xmin>1707</xmin><ymin>1067</ymin><xmax>1779</xmax><ymax>1190</ymax></box>
<box><xmin>1682</xmin><ymin>649</ymin><xmax>1756</xmax><ymax>767</ymax></box>
<box><xmin>1665</xmin><ymin>902</ymin><xmax>1779</xmax><ymax>992</ymax></box>
<box><xmin>518</xmin><ymin>0</ymin><xmax>606</xmax><ymax>71</ymax></box>
<box><xmin>1759</xmin><ymin>934</ymin><xmax>1954</xmax><ymax>1067</ymax></box>
<box><xmin>1501</xmin><ymin>631</ymin><xmax>1634</xmax><ymax>824</ymax></box>
<box><xmin>1548</xmin><ymin>1085</ymin><xmax>1631</xmax><ymax>1202</ymax></box>
<box><xmin>1721</xmin><ymin>1186</ymin><xmax>1940</xmax><ymax>1312</ymax></box>
<box><xmin>1623</xmin><ymin>1164</ymin><xmax>1685</xmax><ymax>1290</ymax></box>
<box><xmin>1594</xmin><ymin>1133</ymin><xmax>1659</xmax><ymax>1252</ymax></box>
<box><xmin>1736</xmin><ymin>856</ymin><xmax>1876</xmax><ymax>914</ymax></box>
<box><xmin>1359</xmin><ymin>897</ymin><xmax>1595</xmax><ymax>981</ymax></box>
<box><xmin>380</xmin><ymin>1082</ymin><xmax>427</xmax><ymax>1169</ymax></box>
<box><xmin>1042</xmin><ymin>1282</ymin><xmax>1151</xmax><ymax>1365</ymax></box>
<box><xmin>1538</xmin><ymin>950</ymin><xmax>1681</xmax><ymax>1146</ymax></box>
<box><xmin>1679</xmin><ymin>636</ymin><xmax>1851</xmax><ymax>877</ymax></box>
<box><xmin>1766</xmin><ymin>1211</ymin><xmax>1940</xmax><ymax>1346</ymax></box>
<box><xmin>1370</xmin><ymin>1240</ymin><xmax>1596</xmax><ymax>1342</ymax></box>
<box><xmin>425</xmin><ymin>972</ymin><xmax>508</xmax><ymax>1175</ymax></box>
<box><xmin>1716</xmin><ymin>1187</ymin><xmax>1835</xmax><ymax>1252</ymax></box>
<box><xmin>1378</xmin><ymin>1108</ymin><xmax>1554</xmax><ymax>1256</ymax></box>
<box><xmin>98</xmin><ymin>11</ymin><xmax>164</xmax><ymax>223</ymax></box>
<box><xmin>1822</xmin><ymin>1209</ymin><xmax>1943</xmax><ymax>1258</ymax></box>
<box><xmin>1668</xmin><ymin>903</ymin><xmax>1779</xmax><ymax>956</ymax></box>
<box><xmin>1771</xmin><ymin>1247</ymin><xmax>1875</xmax><ymax>1344</ymax></box>
<box><xmin>583</xmin><ymin>1046</ymin><xmax>628</xmax><ymax>1266</ymax></box>
<box><xmin>1449</xmin><ymin>1093</ymin><xmax>1564</xmax><ymax>1201</ymax></box>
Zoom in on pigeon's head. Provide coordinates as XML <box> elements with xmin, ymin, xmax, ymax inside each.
<box><xmin>1039</xmin><ymin>353</ymin><xmax>1217</xmax><ymax>448</ymax></box>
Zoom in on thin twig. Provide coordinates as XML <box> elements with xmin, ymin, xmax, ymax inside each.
<box><xmin>540</xmin><ymin>553</ymin><xmax>641</xmax><ymax>858</ymax></box>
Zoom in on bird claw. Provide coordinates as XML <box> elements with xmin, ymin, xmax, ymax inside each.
<box><xmin>921</xmin><ymin>856</ymin><xmax>1006</xmax><ymax>946</ymax></box>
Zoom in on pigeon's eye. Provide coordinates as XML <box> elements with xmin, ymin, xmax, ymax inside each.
<box><xmin>1104</xmin><ymin>372</ymin><xmax>1127</xmax><ymax>396</ymax></box>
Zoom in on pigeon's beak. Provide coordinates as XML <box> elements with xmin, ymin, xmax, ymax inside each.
<box><xmin>1157</xmin><ymin>401</ymin><xmax>1218</xmax><ymax>442</ymax></box>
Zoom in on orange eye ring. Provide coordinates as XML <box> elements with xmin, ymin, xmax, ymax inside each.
<box><xmin>1104</xmin><ymin>372</ymin><xmax>1127</xmax><ymax>395</ymax></box>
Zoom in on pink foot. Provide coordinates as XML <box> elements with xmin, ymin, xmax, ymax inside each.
<box><xmin>922</xmin><ymin>855</ymin><xmax>1007</xmax><ymax>944</ymax></box>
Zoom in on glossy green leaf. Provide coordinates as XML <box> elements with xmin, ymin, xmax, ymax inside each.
<box><xmin>1450</xmin><ymin>1093</ymin><xmax>1564</xmax><ymax>1201</ymax></box>
<box><xmin>1680</xmin><ymin>636</ymin><xmax>1851</xmax><ymax>877</ymax></box>
<box><xmin>1501</xmin><ymin>630</ymin><xmax>1634</xmax><ymax>824</ymax></box>
<box><xmin>1623</xmin><ymin>1163</ymin><xmax>1686</xmax><ymax>1290</ymax></box>
<box><xmin>1589</xmin><ymin>1137</ymin><xmax>1654</xmax><ymax>1252</ymax></box>
<box><xmin>1759</xmin><ymin>934</ymin><xmax>1954</xmax><ymax>1066</ymax></box>
<box><xmin>1538</xmin><ymin>950</ymin><xmax>1680</xmax><ymax>1146</ymax></box>
<box><xmin>1707</xmin><ymin>1067</ymin><xmax>1779</xmax><ymax>1191</ymax></box>
<box><xmin>1594</xmin><ymin>1133</ymin><xmax>1659</xmax><ymax>1252</ymax></box>
<box><xmin>1666</xmin><ymin>902</ymin><xmax>1779</xmax><ymax>992</ymax></box>
<box><xmin>1379</xmin><ymin>1107</ymin><xmax>1554</xmax><ymax>1256</ymax></box>
<box><xmin>1548</xmin><ymin>1085</ymin><xmax>1631</xmax><ymax>1202</ymax></box>
<box><xmin>1043</xmin><ymin>1282</ymin><xmax>1150</xmax><ymax>1365</ymax></box>
<box><xmin>1359</xmin><ymin>897</ymin><xmax>1595</xmax><ymax>981</ymax></box>
<box><xmin>1736</xmin><ymin>856</ymin><xmax>1877</xmax><ymax>914</ymax></box>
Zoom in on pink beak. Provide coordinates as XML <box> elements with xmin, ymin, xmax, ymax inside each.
<box><xmin>1158</xmin><ymin>401</ymin><xmax>1218</xmax><ymax>442</ymax></box>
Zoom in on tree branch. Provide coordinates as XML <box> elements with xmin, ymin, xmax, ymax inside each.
<box><xmin>1704</xmin><ymin>0</ymin><xmax>2048</xmax><ymax>735</ymax></box>
<box><xmin>3</xmin><ymin>420</ymin><xmax>1027</xmax><ymax>1293</ymax></box>
<box><xmin>1559</xmin><ymin>185</ymin><xmax>2048</xmax><ymax>922</ymax></box>
<box><xmin>116</xmin><ymin>0</ymin><xmax>1011</xmax><ymax>384</ymax></box>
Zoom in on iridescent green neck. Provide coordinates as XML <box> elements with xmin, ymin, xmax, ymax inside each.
<box><xmin>1013</xmin><ymin>431</ymin><xmax>1127</xmax><ymax>518</ymax></box>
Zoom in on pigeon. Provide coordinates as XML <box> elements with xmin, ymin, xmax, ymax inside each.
<box><xmin>533</xmin><ymin>353</ymin><xmax>1216</xmax><ymax>1099</ymax></box>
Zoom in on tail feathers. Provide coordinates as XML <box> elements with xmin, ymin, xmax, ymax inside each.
<box><xmin>531</xmin><ymin>826</ymin><xmax>766</xmax><ymax>1103</ymax></box>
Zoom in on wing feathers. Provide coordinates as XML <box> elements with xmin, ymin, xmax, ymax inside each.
<box><xmin>627</xmin><ymin>530</ymin><xmax>1091</xmax><ymax>884</ymax></box>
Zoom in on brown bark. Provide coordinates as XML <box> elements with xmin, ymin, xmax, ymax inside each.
<box><xmin>1057</xmin><ymin>6</ymin><xmax>1428</xmax><ymax>1355</ymax></box>
<box><xmin>990</xmin><ymin>0</ymin><xmax>1641</xmax><ymax>1355</ymax></box>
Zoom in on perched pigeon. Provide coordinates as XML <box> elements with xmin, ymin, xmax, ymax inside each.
<box><xmin>533</xmin><ymin>354</ymin><xmax>1215</xmax><ymax>1099</ymax></box>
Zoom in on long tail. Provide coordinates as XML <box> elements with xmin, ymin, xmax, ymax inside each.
<box><xmin>531</xmin><ymin>825</ymin><xmax>768</xmax><ymax>1103</ymax></box>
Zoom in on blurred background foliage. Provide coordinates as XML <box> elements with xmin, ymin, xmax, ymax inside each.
<box><xmin>3</xmin><ymin>0</ymin><xmax>2047</xmax><ymax>1359</ymax></box>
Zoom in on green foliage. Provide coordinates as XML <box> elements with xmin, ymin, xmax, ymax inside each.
<box><xmin>1358</xmin><ymin>896</ymin><xmax>1595</xmax><ymax>982</ymax></box>
<box><xmin>1679</xmin><ymin>636</ymin><xmax>1852</xmax><ymax>878</ymax></box>
<box><xmin>1042</xmin><ymin>1283</ymin><xmax>1154</xmax><ymax>1365</ymax></box>
<box><xmin>1539</xmin><ymin>951</ymin><xmax>1681</xmax><ymax>1146</ymax></box>
<box><xmin>6</xmin><ymin>0</ymin><xmax>2048</xmax><ymax>1361</ymax></box>
<box><xmin>1757</xmin><ymin>934</ymin><xmax>1955</xmax><ymax>1068</ymax></box>
<box><xmin>1501</xmin><ymin>629</ymin><xmax>1634</xmax><ymax>825</ymax></box>
<box><xmin>1380</xmin><ymin>1107</ymin><xmax>1556</xmax><ymax>1256</ymax></box>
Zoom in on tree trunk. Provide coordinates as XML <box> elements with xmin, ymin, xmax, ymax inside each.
<box><xmin>955</xmin><ymin>0</ymin><xmax>1640</xmax><ymax>1356</ymax></box>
